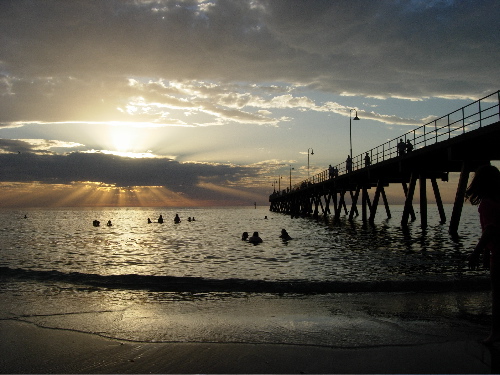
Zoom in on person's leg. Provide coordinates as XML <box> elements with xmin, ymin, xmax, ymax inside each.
<box><xmin>484</xmin><ymin>258</ymin><xmax>500</xmax><ymax>344</ymax></box>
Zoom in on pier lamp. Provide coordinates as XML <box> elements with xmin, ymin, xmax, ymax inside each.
<box><xmin>349</xmin><ymin>109</ymin><xmax>360</xmax><ymax>160</ymax></box>
<box><xmin>307</xmin><ymin>148</ymin><xmax>314</xmax><ymax>178</ymax></box>
<box><xmin>289</xmin><ymin>165</ymin><xmax>294</xmax><ymax>191</ymax></box>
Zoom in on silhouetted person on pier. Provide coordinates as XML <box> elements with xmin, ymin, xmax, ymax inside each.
<box><xmin>364</xmin><ymin>153</ymin><xmax>371</xmax><ymax>167</ymax></box>
<box><xmin>346</xmin><ymin>155</ymin><xmax>352</xmax><ymax>173</ymax></box>
<box><xmin>406</xmin><ymin>140</ymin><xmax>413</xmax><ymax>153</ymax></box>
<box><xmin>397</xmin><ymin>139</ymin><xmax>406</xmax><ymax>156</ymax></box>
<box><xmin>466</xmin><ymin>164</ymin><xmax>500</xmax><ymax>344</ymax></box>
<box><xmin>329</xmin><ymin>165</ymin><xmax>334</xmax><ymax>179</ymax></box>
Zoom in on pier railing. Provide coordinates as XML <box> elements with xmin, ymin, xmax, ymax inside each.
<box><xmin>273</xmin><ymin>90</ymin><xmax>500</xmax><ymax>195</ymax></box>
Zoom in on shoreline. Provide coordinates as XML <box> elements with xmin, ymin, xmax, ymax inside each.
<box><xmin>0</xmin><ymin>320</ymin><xmax>496</xmax><ymax>374</ymax></box>
<box><xmin>0</xmin><ymin>265</ymin><xmax>492</xmax><ymax>294</ymax></box>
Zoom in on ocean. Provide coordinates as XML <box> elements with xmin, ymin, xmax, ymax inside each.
<box><xmin>0</xmin><ymin>205</ymin><xmax>488</xmax><ymax>286</ymax></box>
<box><xmin>0</xmin><ymin>205</ymin><xmax>493</xmax><ymax>347</ymax></box>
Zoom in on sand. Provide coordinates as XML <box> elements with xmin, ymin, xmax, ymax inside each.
<box><xmin>1</xmin><ymin>281</ymin><xmax>498</xmax><ymax>373</ymax></box>
<box><xmin>0</xmin><ymin>319</ymin><xmax>497</xmax><ymax>374</ymax></box>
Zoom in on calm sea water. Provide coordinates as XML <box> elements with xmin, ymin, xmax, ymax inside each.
<box><xmin>1</xmin><ymin>205</ymin><xmax>494</xmax><ymax>348</ymax></box>
<box><xmin>0</xmin><ymin>205</ymin><xmax>489</xmax><ymax>291</ymax></box>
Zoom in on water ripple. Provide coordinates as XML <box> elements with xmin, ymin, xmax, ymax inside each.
<box><xmin>0</xmin><ymin>206</ymin><xmax>487</xmax><ymax>285</ymax></box>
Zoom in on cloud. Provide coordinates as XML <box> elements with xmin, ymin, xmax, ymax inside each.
<box><xmin>1</xmin><ymin>0</ymin><xmax>497</xmax><ymax>100</ymax></box>
<box><xmin>0</xmin><ymin>139</ymin><xmax>36</xmax><ymax>154</ymax></box>
<box><xmin>0</xmin><ymin>145</ymin><xmax>291</xmax><ymax>205</ymax></box>
<box><xmin>0</xmin><ymin>150</ymin><xmax>262</xmax><ymax>200</ymax></box>
<box><xmin>1</xmin><ymin>0</ymin><xmax>497</xmax><ymax>129</ymax></box>
<box><xmin>0</xmin><ymin>76</ymin><xmax>284</xmax><ymax>126</ymax></box>
<box><xmin>0</xmin><ymin>0</ymin><xmax>497</xmax><ymax>207</ymax></box>
<box><xmin>0</xmin><ymin>76</ymin><xmax>433</xmax><ymax>131</ymax></box>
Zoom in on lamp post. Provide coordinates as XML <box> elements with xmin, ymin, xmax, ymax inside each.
<box><xmin>278</xmin><ymin>175</ymin><xmax>282</xmax><ymax>191</ymax></box>
<box><xmin>349</xmin><ymin>109</ymin><xmax>360</xmax><ymax>161</ymax></box>
<box><xmin>289</xmin><ymin>165</ymin><xmax>294</xmax><ymax>191</ymax></box>
<box><xmin>307</xmin><ymin>148</ymin><xmax>314</xmax><ymax>178</ymax></box>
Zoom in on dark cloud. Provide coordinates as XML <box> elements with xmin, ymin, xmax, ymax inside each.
<box><xmin>0</xmin><ymin>139</ymin><xmax>37</xmax><ymax>153</ymax></box>
<box><xmin>1</xmin><ymin>0</ymin><xmax>497</xmax><ymax>100</ymax></box>
<box><xmin>0</xmin><ymin>151</ymin><xmax>256</xmax><ymax>190</ymax></box>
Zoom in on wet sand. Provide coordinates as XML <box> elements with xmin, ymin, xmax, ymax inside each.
<box><xmin>1</xmin><ymin>281</ymin><xmax>498</xmax><ymax>373</ymax></box>
<box><xmin>0</xmin><ymin>319</ymin><xmax>496</xmax><ymax>373</ymax></box>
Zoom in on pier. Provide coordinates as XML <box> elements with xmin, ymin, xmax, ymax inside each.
<box><xmin>269</xmin><ymin>90</ymin><xmax>500</xmax><ymax>234</ymax></box>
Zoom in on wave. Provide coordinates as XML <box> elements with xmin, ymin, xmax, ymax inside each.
<box><xmin>0</xmin><ymin>266</ymin><xmax>490</xmax><ymax>294</ymax></box>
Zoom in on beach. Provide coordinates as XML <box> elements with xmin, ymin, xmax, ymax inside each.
<box><xmin>0</xmin><ymin>206</ymin><xmax>495</xmax><ymax>373</ymax></box>
<box><xmin>0</xmin><ymin>318</ymin><xmax>495</xmax><ymax>374</ymax></box>
<box><xmin>0</xmin><ymin>282</ymin><xmax>497</xmax><ymax>373</ymax></box>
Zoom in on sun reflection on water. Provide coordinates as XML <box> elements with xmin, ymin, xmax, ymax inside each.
<box><xmin>0</xmin><ymin>205</ymin><xmax>484</xmax><ymax>283</ymax></box>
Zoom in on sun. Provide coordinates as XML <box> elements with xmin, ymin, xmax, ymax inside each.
<box><xmin>112</xmin><ymin>128</ymin><xmax>135</xmax><ymax>152</ymax></box>
<box><xmin>101</xmin><ymin>123</ymin><xmax>157</xmax><ymax>158</ymax></box>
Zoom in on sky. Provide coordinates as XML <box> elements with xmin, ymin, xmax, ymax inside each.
<box><xmin>0</xmin><ymin>0</ymin><xmax>499</xmax><ymax>207</ymax></box>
